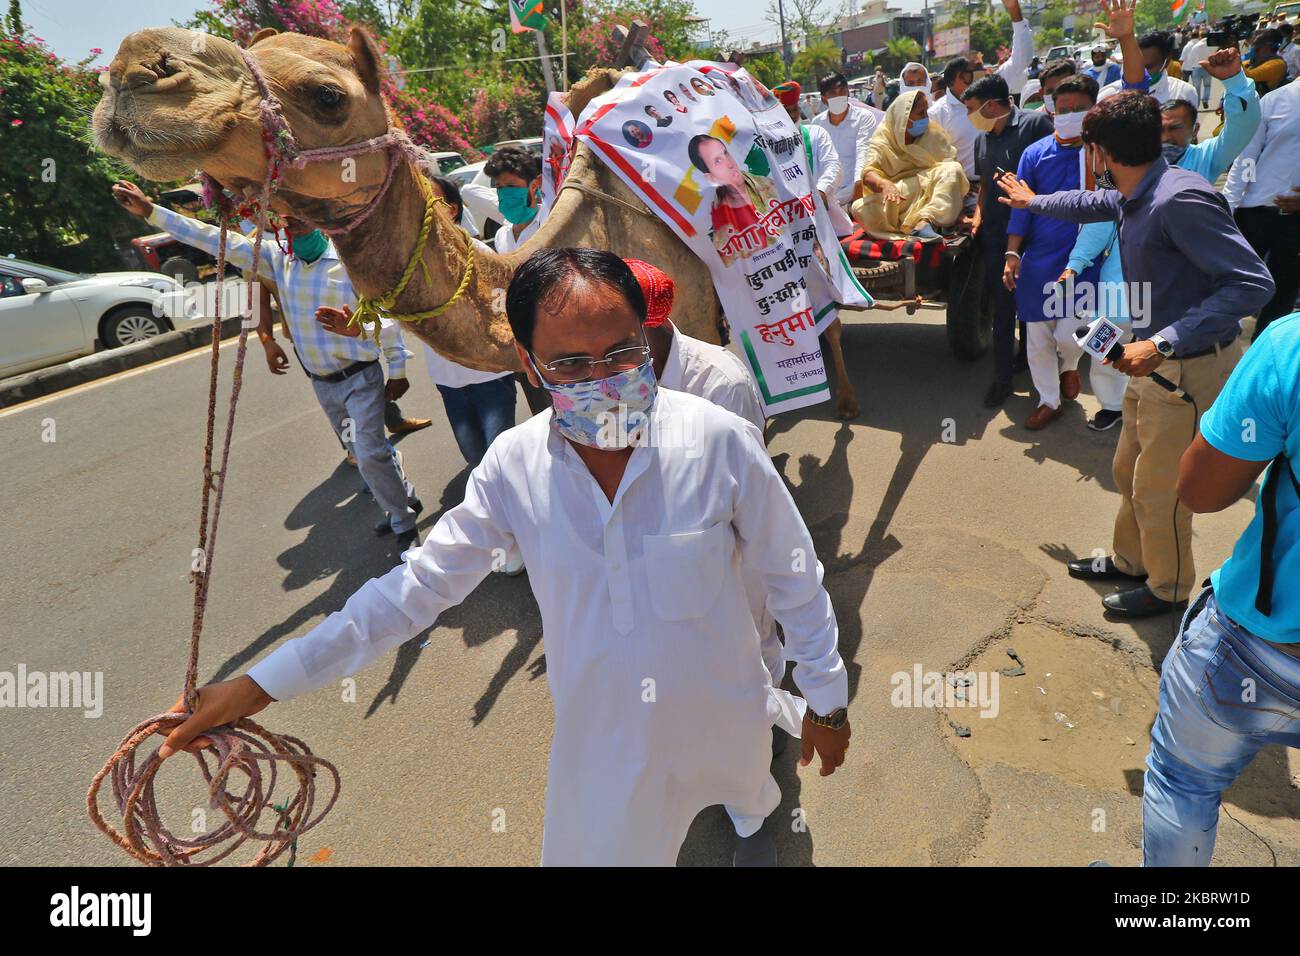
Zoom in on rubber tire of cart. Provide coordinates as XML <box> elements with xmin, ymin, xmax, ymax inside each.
<box><xmin>944</xmin><ymin>238</ymin><xmax>994</xmax><ymax>361</ymax></box>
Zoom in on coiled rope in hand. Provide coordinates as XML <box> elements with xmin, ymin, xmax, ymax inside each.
<box><xmin>87</xmin><ymin>158</ymin><xmax>339</xmax><ymax>867</ymax></box>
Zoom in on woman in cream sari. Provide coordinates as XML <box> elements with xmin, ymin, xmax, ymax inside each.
<box><xmin>851</xmin><ymin>90</ymin><xmax>969</xmax><ymax>242</ymax></box>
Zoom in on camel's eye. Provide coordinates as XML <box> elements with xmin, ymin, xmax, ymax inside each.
<box><xmin>315</xmin><ymin>85</ymin><xmax>345</xmax><ymax>110</ymax></box>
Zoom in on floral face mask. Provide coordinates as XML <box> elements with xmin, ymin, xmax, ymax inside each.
<box><xmin>531</xmin><ymin>358</ymin><xmax>659</xmax><ymax>449</ymax></box>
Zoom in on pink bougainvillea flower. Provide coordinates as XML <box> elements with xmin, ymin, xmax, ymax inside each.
<box><xmin>11</xmin><ymin>119</ymin><xmax>23</xmax><ymax>126</ymax></box>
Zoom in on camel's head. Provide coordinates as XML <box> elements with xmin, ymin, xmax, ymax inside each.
<box><xmin>94</xmin><ymin>26</ymin><xmax>394</xmax><ymax>223</ymax></box>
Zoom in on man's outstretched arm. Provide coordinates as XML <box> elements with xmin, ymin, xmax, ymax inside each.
<box><xmin>159</xmin><ymin>450</ymin><xmax>516</xmax><ymax>757</ymax></box>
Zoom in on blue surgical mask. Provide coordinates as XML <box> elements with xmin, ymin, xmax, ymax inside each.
<box><xmin>497</xmin><ymin>185</ymin><xmax>538</xmax><ymax>226</ymax></box>
<box><xmin>290</xmin><ymin>228</ymin><xmax>328</xmax><ymax>262</ymax></box>
<box><xmin>1161</xmin><ymin>142</ymin><xmax>1187</xmax><ymax>166</ymax></box>
<box><xmin>531</xmin><ymin>359</ymin><xmax>658</xmax><ymax>449</ymax></box>
<box><xmin>907</xmin><ymin>117</ymin><xmax>929</xmax><ymax>137</ymax></box>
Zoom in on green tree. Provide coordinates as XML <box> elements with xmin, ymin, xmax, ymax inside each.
<box><xmin>792</xmin><ymin>36</ymin><xmax>842</xmax><ymax>83</ymax></box>
<box><xmin>881</xmin><ymin>35</ymin><xmax>922</xmax><ymax>72</ymax></box>
<box><xmin>0</xmin><ymin>13</ymin><xmax>139</xmax><ymax>269</ymax></box>
<box><xmin>744</xmin><ymin>52</ymin><xmax>788</xmax><ymax>88</ymax></box>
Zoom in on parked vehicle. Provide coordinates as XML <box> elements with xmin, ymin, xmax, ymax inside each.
<box><xmin>129</xmin><ymin>183</ymin><xmax>238</xmax><ymax>286</ymax></box>
<box><xmin>492</xmin><ymin>136</ymin><xmax>544</xmax><ymax>156</ymax></box>
<box><xmin>0</xmin><ymin>257</ymin><xmax>203</xmax><ymax>379</ymax></box>
<box><xmin>428</xmin><ymin>151</ymin><xmax>467</xmax><ymax>175</ymax></box>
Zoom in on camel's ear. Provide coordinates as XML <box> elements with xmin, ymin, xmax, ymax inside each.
<box><xmin>347</xmin><ymin>27</ymin><xmax>384</xmax><ymax>94</ymax></box>
<box><xmin>248</xmin><ymin>28</ymin><xmax>277</xmax><ymax>48</ymax></box>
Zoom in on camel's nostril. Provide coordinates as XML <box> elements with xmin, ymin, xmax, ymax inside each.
<box><xmin>123</xmin><ymin>52</ymin><xmax>178</xmax><ymax>90</ymax></box>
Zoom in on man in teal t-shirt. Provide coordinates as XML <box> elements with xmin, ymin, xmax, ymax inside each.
<box><xmin>1141</xmin><ymin>312</ymin><xmax>1300</xmax><ymax>866</ymax></box>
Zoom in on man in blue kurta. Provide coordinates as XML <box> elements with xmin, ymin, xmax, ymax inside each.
<box><xmin>1003</xmin><ymin>74</ymin><xmax>1102</xmax><ymax>430</ymax></box>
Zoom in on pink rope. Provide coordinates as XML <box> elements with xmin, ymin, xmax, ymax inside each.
<box><xmin>89</xmin><ymin>83</ymin><xmax>342</xmax><ymax>866</ymax></box>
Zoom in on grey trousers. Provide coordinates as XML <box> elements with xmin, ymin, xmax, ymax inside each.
<box><xmin>311</xmin><ymin>361</ymin><xmax>418</xmax><ymax>533</ymax></box>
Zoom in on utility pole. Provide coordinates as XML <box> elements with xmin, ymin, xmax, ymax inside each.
<box><xmin>777</xmin><ymin>0</ymin><xmax>792</xmax><ymax>79</ymax></box>
<box><xmin>924</xmin><ymin>0</ymin><xmax>931</xmax><ymax>68</ymax></box>
<box><xmin>535</xmin><ymin>29</ymin><xmax>556</xmax><ymax>92</ymax></box>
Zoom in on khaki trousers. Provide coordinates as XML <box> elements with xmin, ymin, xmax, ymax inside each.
<box><xmin>1111</xmin><ymin>338</ymin><xmax>1244</xmax><ymax>602</ymax></box>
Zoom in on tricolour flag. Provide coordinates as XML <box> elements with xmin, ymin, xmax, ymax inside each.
<box><xmin>1171</xmin><ymin>0</ymin><xmax>1189</xmax><ymax>22</ymax></box>
<box><xmin>509</xmin><ymin>0</ymin><xmax>549</xmax><ymax>33</ymax></box>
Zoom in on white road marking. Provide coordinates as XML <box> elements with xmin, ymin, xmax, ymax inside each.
<box><xmin>0</xmin><ymin>337</ymin><xmax>244</xmax><ymax>420</ymax></box>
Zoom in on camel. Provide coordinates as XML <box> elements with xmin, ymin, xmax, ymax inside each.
<box><xmin>93</xmin><ymin>26</ymin><xmax>860</xmax><ymax>417</ymax></box>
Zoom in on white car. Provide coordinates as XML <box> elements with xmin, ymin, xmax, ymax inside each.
<box><xmin>0</xmin><ymin>257</ymin><xmax>204</xmax><ymax>379</ymax></box>
<box><xmin>447</xmin><ymin>160</ymin><xmax>485</xmax><ymax>189</ymax></box>
<box><xmin>428</xmin><ymin>151</ymin><xmax>467</xmax><ymax>175</ymax></box>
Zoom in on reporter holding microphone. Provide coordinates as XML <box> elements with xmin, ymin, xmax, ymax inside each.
<box><xmin>996</xmin><ymin>91</ymin><xmax>1274</xmax><ymax>617</ymax></box>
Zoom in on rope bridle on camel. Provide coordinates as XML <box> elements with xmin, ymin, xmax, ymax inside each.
<box><xmin>87</xmin><ymin>44</ymin><xmax>468</xmax><ymax>866</ymax></box>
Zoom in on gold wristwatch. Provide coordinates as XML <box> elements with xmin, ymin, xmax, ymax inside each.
<box><xmin>807</xmin><ymin>706</ymin><xmax>848</xmax><ymax>730</ymax></box>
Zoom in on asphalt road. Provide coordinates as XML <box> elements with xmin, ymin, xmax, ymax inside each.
<box><xmin>2</xmin><ymin>302</ymin><xmax>1297</xmax><ymax>867</ymax></box>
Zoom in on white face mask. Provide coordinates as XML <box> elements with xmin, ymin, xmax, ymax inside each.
<box><xmin>1041</xmin><ymin>92</ymin><xmax>1055</xmax><ymax>115</ymax></box>
<box><xmin>826</xmin><ymin>95</ymin><xmax>849</xmax><ymax>114</ymax></box>
<box><xmin>1054</xmin><ymin>110</ymin><xmax>1085</xmax><ymax>140</ymax></box>
<box><xmin>899</xmin><ymin>84</ymin><xmax>929</xmax><ymax>103</ymax></box>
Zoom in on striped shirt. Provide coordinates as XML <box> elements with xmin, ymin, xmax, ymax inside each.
<box><xmin>147</xmin><ymin>205</ymin><xmax>408</xmax><ymax>379</ymax></box>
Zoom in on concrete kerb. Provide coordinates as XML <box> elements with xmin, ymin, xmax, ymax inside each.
<box><xmin>0</xmin><ymin>317</ymin><xmax>244</xmax><ymax>409</ymax></box>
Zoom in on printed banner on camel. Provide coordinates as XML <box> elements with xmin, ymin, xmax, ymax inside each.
<box><xmin>571</xmin><ymin>61</ymin><xmax>872</xmax><ymax>416</ymax></box>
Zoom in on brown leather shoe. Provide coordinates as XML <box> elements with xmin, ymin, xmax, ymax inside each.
<box><xmin>1026</xmin><ymin>404</ymin><xmax>1063</xmax><ymax>430</ymax></box>
<box><xmin>1060</xmin><ymin>369</ymin><xmax>1081</xmax><ymax>401</ymax></box>
<box><xmin>388</xmin><ymin>416</ymin><xmax>433</xmax><ymax>435</ymax></box>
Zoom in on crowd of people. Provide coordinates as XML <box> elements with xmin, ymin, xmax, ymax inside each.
<box><xmin>104</xmin><ymin>0</ymin><xmax>1300</xmax><ymax>868</ymax></box>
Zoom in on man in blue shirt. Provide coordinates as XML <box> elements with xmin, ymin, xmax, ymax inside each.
<box><xmin>1062</xmin><ymin>47</ymin><xmax>1260</xmax><ymax>431</ymax></box>
<box><xmin>1142</xmin><ymin>313</ymin><xmax>1300</xmax><ymax>865</ymax></box>
<box><xmin>997</xmin><ymin>91</ymin><xmax>1274</xmax><ymax>617</ymax></box>
<box><xmin>1084</xmin><ymin>43</ymin><xmax>1122</xmax><ymax>87</ymax></box>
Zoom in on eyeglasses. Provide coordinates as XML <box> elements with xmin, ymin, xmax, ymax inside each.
<box><xmin>533</xmin><ymin>343</ymin><xmax>652</xmax><ymax>383</ymax></box>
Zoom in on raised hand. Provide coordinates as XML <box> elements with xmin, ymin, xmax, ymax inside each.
<box><xmin>1095</xmin><ymin>0</ymin><xmax>1136</xmax><ymax>40</ymax></box>
<box><xmin>111</xmin><ymin>180</ymin><xmax>154</xmax><ymax>218</ymax></box>
<box><xmin>1200</xmin><ymin>46</ymin><xmax>1242</xmax><ymax>81</ymax></box>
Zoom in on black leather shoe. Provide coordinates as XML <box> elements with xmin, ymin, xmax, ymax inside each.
<box><xmin>983</xmin><ymin>380</ymin><xmax>1013</xmax><ymax>408</ymax></box>
<box><xmin>1067</xmin><ymin>555</ymin><xmax>1147</xmax><ymax>582</ymax></box>
<box><xmin>394</xmin><ymin>527</ymin><xmax>421</xmax><ymax>554</ymax></box>
<box><xmin>374</xmin><ymin>497</ymin><xmax>424</xmax><ymax>536</ymax></box>
<box><xmin>1103</xmin><ymin>585</ymin><xmax>1179</xmax><ymax>618</ymax></box>
<box><xmin>733</xmin><ymin>826</ymin><xmax>777</xmax><ymax>867</ymax></box>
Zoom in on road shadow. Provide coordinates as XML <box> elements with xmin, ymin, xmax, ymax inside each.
<box><xmin>208</xmin><ymin>460</ymin><xmax>538</xmax><ymax>728</ymax></box>
<box><xmin>208</xmin><ymin>459</ymin><xmax>415</xmax><ymax>683</ymax></box>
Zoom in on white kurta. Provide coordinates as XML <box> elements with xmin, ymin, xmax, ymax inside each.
<box><xmin>803</xmin><ymin>122</ymin><xmax>857</xmax><ymax>237</ymax></box>
<box><xmin>811</xmin><ymin>106</ymin><xmax>877</xmax><ymax>206</ymax></box>
<box><xmin>657</xmin><ymin>324</ymin><xmax>779</xmax><ymax>687</ymax></box>
<box><xmin>246</xmin><ymin>388</ymin><xmax>847</xmax><ymax>866</ymax></box>
<box><xmin>658</xmin><ymin>323</ymin><xmax>765</xmax><ymax>433</ymax></box>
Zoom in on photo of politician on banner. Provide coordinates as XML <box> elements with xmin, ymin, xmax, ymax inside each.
<box><xmin>572</xmin><ymin>60</ymin><xmax>872</xmax><ymax>416</ymax></box>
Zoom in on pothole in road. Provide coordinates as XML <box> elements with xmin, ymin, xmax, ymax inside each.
<box><xmin>942</xmin><ymin>622</ymin><xmax>1160</xmax><ymax>794</ymax></box>
<box><xmin>944</xmin><ymin>623</ymin><xmax>1300</xmax><ymax>824</ymax></box>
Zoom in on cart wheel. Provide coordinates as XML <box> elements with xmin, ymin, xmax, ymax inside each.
<box><xmin>853</xmin><ymin>260</ymin><xmax>901</xmax><ymax>284</ymax></box>
<box><xmin>945</xmin><ymin>241</ymin><xmax>993</xmax><ymax>360</ymax></box>
<box><xmin>160</xmin><ymin>256</ymin><xmax>199</xmax><ymax>286</ymax></box>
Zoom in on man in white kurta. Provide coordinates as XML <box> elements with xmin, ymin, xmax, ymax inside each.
<box><xmin>244</xmin><ymin>387</ymin><xmax>842</xmax><ymax>864</ymax></box>
<box><xmin>168</xmin><ymin>248</ymin><xmax>849</xmax><ymax>867</ymax></box>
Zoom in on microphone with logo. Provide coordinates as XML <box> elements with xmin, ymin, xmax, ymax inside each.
<box><xmin>1073</xmin><ymin>316</ymin><xmax>1194</xmax><ymax>404</ymax></box>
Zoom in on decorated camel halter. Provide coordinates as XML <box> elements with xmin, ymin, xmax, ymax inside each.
<box><xmin>200</xmin><ymin>47</ymin><xmax>476</xmax><ymax>343</ymax></box>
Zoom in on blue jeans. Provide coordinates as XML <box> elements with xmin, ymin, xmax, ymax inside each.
<box><xmin>1143</xmin><ymin>587</ymin><xmax>1300</xmax><ymax>865</ymax></box>
<box><xmin>312</xmin><ymin>362</ymin><xmax>419</xmax><ymax>533</ymax></box>
<box><xmin>1190</xmin><ymin>67</ymin><xmax>1211</xmax><ymax>106</ymax></box>
<box><xmin>437</xmin><ymin>376</ymin><xmax>518</xmax><ymax>466</ymax></box>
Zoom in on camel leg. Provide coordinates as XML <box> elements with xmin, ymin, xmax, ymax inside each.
<box><xmin>822</xmin><ymin>316</ymin><xmax>860</xmax><ymax>420</ymax></box>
